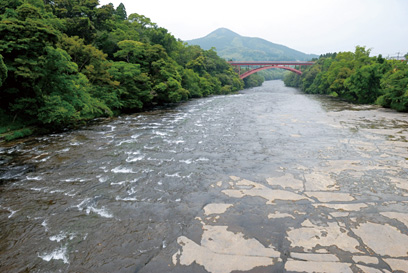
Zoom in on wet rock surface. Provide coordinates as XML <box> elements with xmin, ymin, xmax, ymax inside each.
<box><xmin>1</xmin><ymin>81</ymin><xmax>407</xmax><ymax>272</ymax></box>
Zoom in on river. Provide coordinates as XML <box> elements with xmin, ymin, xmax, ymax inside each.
<box><xmin>1</xmin><ymin>80</ymin><xmax>408</xmax><ymax>272</ymax></box>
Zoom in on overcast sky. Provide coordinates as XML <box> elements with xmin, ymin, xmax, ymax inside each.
<box><xmin>99</xmin><ymin>0</ymin><xmax>407</xmax><ymax>57</ymax></box>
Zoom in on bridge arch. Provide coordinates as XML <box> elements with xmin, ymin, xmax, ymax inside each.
<box><xmin>239</xmin><ymin>65</ymin><xmax>302</xmax><ymax>79</ymax></box>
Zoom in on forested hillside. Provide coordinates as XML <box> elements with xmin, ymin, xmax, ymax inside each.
<box><xmin>0</xmin><ymin>0</ymin><xmax>243</xmax><ymax>139</ymax></box>
<box><xmin>284</xmin><ymin>46</ymin><xmax>408</xmax><ymax>112</ymax></box>
<box><xmin>187</xmin><ymin>28</ymin><xmax>318</xmax><ymax>89</ymax></box>
<box><xmin>187</xmin><ymin>28</ymin><xmax>318</xmax><ymax>62</ymax></box>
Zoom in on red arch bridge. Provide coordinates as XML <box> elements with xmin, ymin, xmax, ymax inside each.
<box><xmin>228</xmin><ymin>61</ymin><xmax>315</xmax><ymax>79</ymax></box>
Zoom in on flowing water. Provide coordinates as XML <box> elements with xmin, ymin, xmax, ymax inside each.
<box><xmin>1</xmin><ymin>81</ymin><xmax>408</xmax><ymax>272</ymax></box>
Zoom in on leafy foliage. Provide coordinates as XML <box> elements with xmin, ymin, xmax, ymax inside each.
<box><xmin>0</xmin><ymin>55</ymin><xmax>7</xmax><ymax>87</ymax></box>
<box><xmin>4</xmin><ymin>128</ymin><xmax>33</xmax><ymax>141</ymax></box>
<box><xmin>0</xmin><ymin>1</ymin><xmax>243</xmax><ymax>138</ymax></box>
<box><xmin>376</xmin><ymin>61</ymin><xmax>408</xmax><ymax>111</ymax></box>
<box><xmin>284</xmin><ymin>46</ymin><xmax>408</xmax><ymax>112</ymax></box>
<box><xmin>115</xmin><ymin>3</ymin><xmax>127</xmax><ymax>20</ymax></box>
<box><xmin>244</xmin><ymin>73</ymin><xmax>264</xmax><ymax>89</ymax></box>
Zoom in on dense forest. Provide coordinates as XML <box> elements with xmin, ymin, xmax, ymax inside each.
<box><xmin>0</xmin><ymin>0</ymin><xmax>244</xmax><ymax>140</ymax></box>
<box><xmin>284</xmin><ymin>46</ymin><xmax>408</xmax><ymax>112</ymax></box>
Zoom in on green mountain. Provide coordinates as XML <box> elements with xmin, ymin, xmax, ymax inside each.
<box><xmin>186</xmin><ymin>28</ymin><xmax>318</xmax><ymax>61</ymax></box>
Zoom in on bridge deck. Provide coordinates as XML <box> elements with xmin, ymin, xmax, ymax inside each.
<box><xmin>228</xmin><ymin>61</ymin><xmax>314</xmax><ymax>66</ymax></box>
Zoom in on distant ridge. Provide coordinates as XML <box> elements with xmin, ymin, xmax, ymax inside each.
<box><xmin>186</xmin><ymin>28</ymin><xmax>318</xmax><ymax>61</ymax></box>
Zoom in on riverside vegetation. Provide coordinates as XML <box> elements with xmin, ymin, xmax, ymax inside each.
<box><xmin>0</xmin><ymin>0</ymin><xmax>244</xmax><ymax>140</ymax></box>
<box><xmin>2</xmin><ymin>2</ymin><xmax>407</xmax><ymax>141</ymax></box>
<box><xmin>284</xmin><ymin>46</ymin><xmax>408</xmax><ymax>112</ymax></box>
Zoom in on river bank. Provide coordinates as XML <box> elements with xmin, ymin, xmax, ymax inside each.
<box><xmin>284</xmin><ymin>48</ymin><xmax>408</xmax><ymax>112</ymax></box>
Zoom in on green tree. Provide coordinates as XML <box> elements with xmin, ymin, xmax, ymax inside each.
<box><xmin>45</xmin><ymin>0</ymin><xmax>99</xmax><ymax>43</ymax></box>
<box><xmin>0</xmin><ymin>15</ymin><xmax>60</xmax><ymax>112</ymax></box>
<box><xmin>0</xmin><ymin>0</ymin><xmax>244</xmax><ymax>137</ymax></box>
<box><xmin>150</xmin><ymin>58</ymin><xmax>189</xmax><ymax>103</ymax></box>
<box><xmin>353</xmin><ymin>46</ymin><xmax>371</xmax><ymax>67</ymax></box>
<box><xmin>59</xmin><ymin>35</ymin><xmax>114</xmax><ymax>84</ymax></box>
<box><xmin>0</xmin><ymin>54</ymin><xmax>7</xmax><ymax>87</ymax></box>
<box><xmin>182</xmin><ymin>68</ymin><xmax>201</xmax><ymax>97</ymax></box>
<box><xmin>344</xmin><ymin>63</ymin><xmax>382</xmax><ymax>103</ymax></box>
<box><xmin>46</xmin><ymin>0</ymin><xmax>99</xmax><ymax>19</ymax></box>
<box><xmin>186</xmin><ymin>55</ymin><xmax>206</xmax><ymax>74</ymax></box>
<box><xmin>244</xmin><ymin>73</ymin><xmax>264</xmax><ymax>88</ymax></box>
<box><xmin>283</xmin><ymin>72</ymin><xmax>301</xmax><ymax>87</ymax></box>
<box><xmin>16</xmin><ymin>3</ymin><xmax>43</xmax><ymax>20</ymax></box>
<box><xmin>173</xmin><ymin>44</ymin><xmax>202</xmax><ymax>67</ymax></box>
<box><xmin>302</xmin><ymin>66</ymin><xmax>320</xmax><ymax>91</ymax></box>
<box><xmin>0</xmin><ymin>0</ymin><xmax>24</xmax><ymax>15</ymax></box>
<box><xmin>109</xmin><ymin>61</ymin><xmax>152</xmax><ymax>110</ymax></box>
<box><xmin>36</xmin><ymin>46</ymin><xmax>110</xmax><ymax>126</ymax></box>
<box><xmin>115</xmin><ymin>3</ymin><xmax>127</xmax><ymax>20</ymax></box>
<box><xmin>198</xmin><ymin>76</ymin><xmax>213</xmax><ymax>96</ymax></box>
<box><xmin>128</xmin><ymin>13</ymin><xmax>156</xmax><ymax>29</ymax></box>
<box><xmin>376</xmin><ymin>61</ymin><xmax>408</xmax><ymax>111</ymax></box>
<box><xmin>283</xmin><ymin>45</ymin><xmax>408</xmax><ymax>112</ymax></box>
<box><xmin>147</xmin><ymin>27</ymin><xmax>178</xmax><ymax>54</ymax></box>
<box><xmin>59</xmin><ymin>35</ymin><xmax>121</xmax><ymax>110</ymax></box>
<box><xmin>206</xmin><ymin>73</ymin><xmax>222</xmax><ymax>95</ymax></box>
<box><xmin>94</xmin><ymin>3</ymin><xmax>115</xmax><ymax>30</ymax></box>
<box><xmin>325</xmin><ymin>51</ymin><xmax>354</xmax><ymax>97</ymax></box>
<box><xmin>114</xmin><ymin>40</ymin><xmax>145</xmax><ymax>63</ymax></box>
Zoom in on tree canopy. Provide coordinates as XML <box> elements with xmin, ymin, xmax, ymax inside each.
<box><xmin>0</xmin><ymin>1</ymin><xmax>243</xmax><ymax>134</ymax></box>
<box><xmin>284</xmin><ymin>47</ymin><xmax>408</xmax><ymax>112</ymax></box>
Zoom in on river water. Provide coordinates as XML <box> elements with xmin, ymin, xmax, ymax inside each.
<box><xmin>1</xmin><ymin>80</ymin><xmax>408</xmax><ymax>272</ymax></box>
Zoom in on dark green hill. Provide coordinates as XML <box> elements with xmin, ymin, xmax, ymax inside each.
<box><xmin>186</xmin><ymin>28</ymin><xmax>318</xmax><ymax>61</ymax></box>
